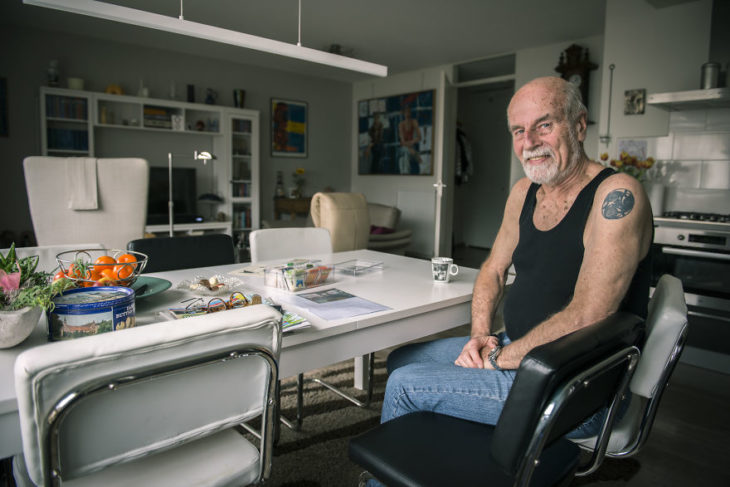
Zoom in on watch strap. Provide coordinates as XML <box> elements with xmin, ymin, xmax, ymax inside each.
<box><xmin>488</xmin><ymin>345</ymin><xmax>502</xmax><ymax>371</ymax></box>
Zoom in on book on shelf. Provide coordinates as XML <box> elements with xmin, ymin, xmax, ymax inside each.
<box><xmin>46</xmin><ymin>95</ymin><xmax>87</xmax><ymax>120</ymax></box>
<box><xmin>232</xmin><ymin>119</ymin><xmax>252</xmax><ymax>133</ymax></box>
<box><xmin>233</xmin><ymin>207</ymin><xmax>252</xmax><ymax>229</ymax></box>
<box><xmin>232</xmin><ymin>181</ymin><xmax>251</xmax><ymax>197</ymax></box>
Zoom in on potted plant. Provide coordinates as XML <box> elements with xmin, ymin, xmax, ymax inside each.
<box><xmin>0</xmin><ymin>244</ymin><xmax>74</xmax><ymax>348</ymax></box>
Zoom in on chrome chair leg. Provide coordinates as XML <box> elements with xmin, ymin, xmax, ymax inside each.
<box><xmin>279</xmin><ymin>353</ymin><xmax>376</xmax><ymax>431</ymax></box>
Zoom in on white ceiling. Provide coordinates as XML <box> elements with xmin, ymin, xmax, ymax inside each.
<box><xmin>3</xmin><ymin>0</ymin><xmax>609</xmax><ymax>82</ymax></box>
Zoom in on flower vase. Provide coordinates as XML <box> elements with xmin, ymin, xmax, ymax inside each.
<box><xmin>0</xmin><ymin>306</ymin><xmax>42</xmax><ymax>348</ymax></box>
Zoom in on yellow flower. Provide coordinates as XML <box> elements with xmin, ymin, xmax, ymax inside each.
<box><xmin>294</xmin><ymin>168</ymin><xmax>305</xmax><ymax>175</ymax></box>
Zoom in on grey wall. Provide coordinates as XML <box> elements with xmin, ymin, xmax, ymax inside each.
<box><xmin>0</xmin><ymin>24</ymin><xmax>352</xmax><ymax>244</ymax></box>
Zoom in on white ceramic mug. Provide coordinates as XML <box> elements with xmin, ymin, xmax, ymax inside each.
<box><xmin>432</xmin><ymin>257</ymin><xmax>459</xmax><ymax>283</ymax></box>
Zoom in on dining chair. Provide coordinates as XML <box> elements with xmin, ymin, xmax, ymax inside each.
<box><xmin>0</xmin><ymin>244</ymin><xmax>104</xmax><ymax>274</ymax></box>
<box><xmin>569</xmin><ymin>274</ymin><xmax>689</xmax><ymax>474</ymax></box>
<box><xmin>310</xmin><ymin>192</ymin><xmax>370</xmax><ymax>252</ymax></box>
<box><xmin>349</xmin><ymin>312</ymin><xmax>644</xmax><ymax>487</ymax></box>
<box><xmin>248</xmin><ymin>226</ymin><xmax>373</xmax><ymax>431</ymax></box>
<box><xmin>23</xmin><ymin>157</ymin><xmax>148</xmax><ymax>251</ymax></box>
<box><xmin>249</xmin><ymin>227</ymin><xmax>332</xmax><ymax>262</ymax></box>
<box><xmin>127</xmin><ymin>234</ymin><xmax>235</xmax><ymax>273</ymax></box>
<box><xmin>13</xmin><ymin>305</ymin><xmax>281</xmax><ymax>487</ymax></box>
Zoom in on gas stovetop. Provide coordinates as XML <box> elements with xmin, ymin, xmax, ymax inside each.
<box><xmin>662</xmin><ymin>211</ymin><xmax>730</xmax><ymax>223</ymax></box>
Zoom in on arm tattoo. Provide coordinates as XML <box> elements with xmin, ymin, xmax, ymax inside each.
<box><xmin>601</xmin><ymin>189</ymin><xmax>635</xmax><ymax>220</ymax></box>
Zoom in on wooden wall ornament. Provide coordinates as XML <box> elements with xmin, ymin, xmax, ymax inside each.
<box><xmin>555</xmin><ymin>44</ymin><xmax>598</xmax><ymax>109</ymax></box>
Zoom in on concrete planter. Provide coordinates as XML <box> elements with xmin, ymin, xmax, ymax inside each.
<box><xmin>0</xmin><ymin>306</ymin><xmax>42</xmax><ymax>348</ymax></box>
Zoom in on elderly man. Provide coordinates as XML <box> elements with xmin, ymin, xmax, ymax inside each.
<box><xmin>380</xmin><ymin>76</ymin><xmax>653</xmax><ymax>430</ymax></box>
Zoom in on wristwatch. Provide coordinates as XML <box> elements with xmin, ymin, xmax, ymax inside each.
<box><xmin>488</xmin><ymin>345</ymin><xmax>503</xmax><ymax>371</ymax></box>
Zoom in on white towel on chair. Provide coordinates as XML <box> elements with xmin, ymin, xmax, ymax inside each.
<box><xmin>65</xmin><ymin>158</ymin><xmax>98</xmax><ymax>210</ymax></box>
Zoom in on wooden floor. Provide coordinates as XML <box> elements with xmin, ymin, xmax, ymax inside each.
<box><xmin>452</xmin><ymin>244</ymin><xmax>730</xmax><ymax>486</ymax></box>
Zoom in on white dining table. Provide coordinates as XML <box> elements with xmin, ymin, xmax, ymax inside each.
<box><xmin>0</xmin><ymin>249</ymin><xmax>479</xmax><ymax>459</ymax></box>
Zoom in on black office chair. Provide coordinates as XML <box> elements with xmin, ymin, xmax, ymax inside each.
<box><xmin>348</xmin><ymin>312</ymin><xmax>644</xmax><ymax>487</ymax></box>
<box><xmin>127</xmin><ymin>234</ymin><xmax>235</xmax><ymax>273</ymax></box>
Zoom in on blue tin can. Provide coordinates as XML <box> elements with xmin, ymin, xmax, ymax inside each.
<box><xmin>48</xmin><ymin>287</ymin><xmax>136</xmax><ymax>341</ymax></box>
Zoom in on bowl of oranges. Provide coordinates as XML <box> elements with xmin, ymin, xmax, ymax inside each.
<box><xmin>54</xmin><ymin>249</ymin><xmax>148</xmax><ymax>288</ymax></box>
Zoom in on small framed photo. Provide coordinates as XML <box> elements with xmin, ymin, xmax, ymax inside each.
<box><xmin>271</xmin><ymin>98</ymin><xmax>307</xmax><ymax>158</ymax></box>
<box><xmin>624</xmin><ymin>89</ymin><xmax>646</xmax><ymax>115</ymax></box>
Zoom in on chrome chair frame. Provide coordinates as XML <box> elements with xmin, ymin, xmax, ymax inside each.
<box><xmin>42</xmin><ymin>347</ymin><xmax>278</xmax><ymax>486</ymax></box>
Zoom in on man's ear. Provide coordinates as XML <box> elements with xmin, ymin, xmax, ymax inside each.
<box><xmin>575</xmin><ymin>113</ymin><xmax>588</xmax><ymax>142</ymax></box>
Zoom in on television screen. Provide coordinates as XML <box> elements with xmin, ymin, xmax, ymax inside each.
<box><xmin>146</xmin><ymin>167</ymin><xmax>199</xmax><ymax>225</ymax></box>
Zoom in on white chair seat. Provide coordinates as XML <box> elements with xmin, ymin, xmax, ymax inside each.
<box><xmin>13</xmin><ymin>429</ymin><xmax>260</xmax><ymax>487</ymax></box>
<box><xmin>66</xmin><ymin>429</ymin><xmax>259</xmax><ymax>487</ymax></box>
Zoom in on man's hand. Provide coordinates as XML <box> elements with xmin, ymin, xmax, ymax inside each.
<box><xmin>455</xmin><ymin>335</ymin><xmax>499</xmax><ymax>369</ymax></box>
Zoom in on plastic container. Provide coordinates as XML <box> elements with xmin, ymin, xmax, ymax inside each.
<box><xmin>264</xmin><ymin>260</ymin><xmax>334</xmax><ymax>292</ymax></box>
<box><xmin>48</xmin><ymin>287</ymin><xmax>136</xmax><ymax>341</ymax></box>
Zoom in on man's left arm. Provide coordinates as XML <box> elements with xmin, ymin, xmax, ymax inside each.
<box><xmin>491</xmin><ymin>173</ymin><xmax>653</xmax><ymax>369</ymax></box>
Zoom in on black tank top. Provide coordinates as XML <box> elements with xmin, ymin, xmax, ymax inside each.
<box><xmin>503</xmin><ymin>168</ymin><xmax>651</xmax><ymax>340</ymax></box>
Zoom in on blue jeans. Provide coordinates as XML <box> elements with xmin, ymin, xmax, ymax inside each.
<box><xmin>381</xmin><ymin>334</ymin><xmax>517</xmax><ymax>424</ymax></box>
<box><xmin>380</xmin><ymin>333</ymin><xmax>612</xmax><ymax>433</ymax></box>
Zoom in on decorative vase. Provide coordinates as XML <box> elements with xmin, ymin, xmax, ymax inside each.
<box><xmin>0</xmin><ymin>306</ymin><xmax>42</xmax><ymax>349</ymax></box>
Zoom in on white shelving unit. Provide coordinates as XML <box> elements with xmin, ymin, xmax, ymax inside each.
<box><xmin>39</xmin><ymin>87</ymin><xmax>259</xmax><ymax>244</ymax></box>
<box><xmin>224</xmin><ymin>113</ymin><xmax>260</xmax><ymax>257</ymax></box>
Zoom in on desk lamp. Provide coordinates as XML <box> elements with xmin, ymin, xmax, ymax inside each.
<box><xmin>167</xmin><ymin>150</ymin><xmax>216</xmax><ymax>237</ymax></box>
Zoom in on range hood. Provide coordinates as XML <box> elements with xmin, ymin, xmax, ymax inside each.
<box><xmin>647</xmin><ymin>87</ymin><xmax>730</xmax><ymax>111</ymax></box>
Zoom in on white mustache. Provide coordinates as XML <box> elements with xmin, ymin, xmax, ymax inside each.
<box><xmin>522</xmin><ymin>148</ymin><xmax>554</xmax><ymax>161</ymax></box>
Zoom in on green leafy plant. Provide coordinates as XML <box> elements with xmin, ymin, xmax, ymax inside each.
<box><xmin>0</xmin><ymin>244</ymin><xmax>75</xmax><ymax>312</ymax></box>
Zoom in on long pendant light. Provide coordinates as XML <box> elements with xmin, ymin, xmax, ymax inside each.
<box><xmin>23</xmin><ymin>0</ymin><xmax>388</xmax><ymax>77</ymax></box>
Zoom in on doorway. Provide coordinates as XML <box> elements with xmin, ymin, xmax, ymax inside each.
<box><xmin>453</xmin><ymin>81</ymin><xmax>513</xmax><ymax>253</ymax></box>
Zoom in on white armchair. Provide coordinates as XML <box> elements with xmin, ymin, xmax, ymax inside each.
<box><xmin>367</xmin><ymin>203</ymin><xmax>412</xmax><ymax>255</ymax></box>
<box><xmin>23</xmin><ymin>157</ymin><xmax>149</xmax><ymax>250</ymax></box>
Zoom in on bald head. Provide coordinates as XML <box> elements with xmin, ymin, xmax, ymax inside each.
<box><xmin>508</xmin><ymin>76</ymin><xmax>587</xmax><ymax>128</ymax></box>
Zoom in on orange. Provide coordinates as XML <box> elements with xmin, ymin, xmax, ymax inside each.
<box><xmin>100</xmin><ymin>268</ymin><xmax>117</xmax><ymax>282</ymax></box>
<box><xmin>117</xmin><ymin>253</ymin><xmax>137</xmax><ymax>264</ymax></box>
<box><xmin>95</xmin><ymin>255</ymin><xmax>116</xmax><ymax>266</ymax></box>
<box><xmin>114</xmin><ymin>264</ymin><xmax>134</xmax><ymax>280</ymax></box>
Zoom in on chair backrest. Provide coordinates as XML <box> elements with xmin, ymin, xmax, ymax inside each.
<box><xmin>24</xmin><ymin>157</ymin><xmax>149</xmax><ymax>250</ymax></box>
<box><xmin>491</xmin><ymin>312</ymin><xmax>643</xmax><ymax>480</ymax></box>
<box><xmin>0</xmin><ymin>244</ymin><xmax>104</xmax><ymax>273</ymax></box>
<box><xmin>14</xmin><ymin>305</ymin><xmax>281</xmax><ymax>486</ymax></box>
<box><xmin>127</xmin><ymin>234</ymin><xmax>235</xmax><ymax>273</ymax></box>
<box><xmin>570</xmin><ymin>274</ymin><xmax>689</xmax><ymax>462</ymax></box>
<box><xmin>310</xmin><ymin>192</ymin><xmax>369</xmax><ymax>252</ymax></box>
<box><xmin>249</xmin><ymin>227</ymin><xmax>332</xmax><ymax>263</ymax></box>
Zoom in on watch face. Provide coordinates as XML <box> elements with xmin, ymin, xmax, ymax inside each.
<box><xmin>568</xmin><ymin>73</ymin><xmax>582</xmax><ymax>86</ymax></box>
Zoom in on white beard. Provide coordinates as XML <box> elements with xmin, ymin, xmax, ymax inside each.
<box><xmin>521</xmin><ymin>129</ymin><xmax>582</xmax><ymax>186</ymax></box>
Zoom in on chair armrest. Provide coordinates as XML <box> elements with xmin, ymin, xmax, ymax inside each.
<box><xmin>491</xmin><ymin>312</ymin><xmax>644</xmax><ymax>474</ymax></box>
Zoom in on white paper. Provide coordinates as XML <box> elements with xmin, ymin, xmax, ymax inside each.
<box><xmin>293</xmin><ymin>288</ymin><xmax>389</xmax><ymax>321</ymax></box>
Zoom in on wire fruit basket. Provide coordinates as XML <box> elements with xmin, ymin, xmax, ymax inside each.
<box><xmin>55</xmin><ymin>249</ymin><xmax>149</xmax><ymax>288</ymax></box>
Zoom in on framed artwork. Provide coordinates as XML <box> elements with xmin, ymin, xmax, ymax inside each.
<box><xmin>271</xmin><ymin>98</ymin><xmax>307</xmax><ymax>157</ymax></box>
<box><xmin>0</xmin><ymin>78</ymin><xmax>7</xmax><ymax>137</ymax></box>
<box><xmin>357</xmin><ymin>89</ymin><xmax>434</xmax><ymax>175</ymax></box>
<box><xmin>624</xmin><ymin>89</ymin><xmax>646</xmax><ymax>115</ymax></box>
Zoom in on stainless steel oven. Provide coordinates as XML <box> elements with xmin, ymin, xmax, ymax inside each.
<box><xmin>652</xmin><ymin>213</ymin><xmax>730</xmax><ymax>372</ymax></box>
